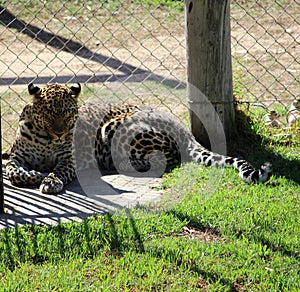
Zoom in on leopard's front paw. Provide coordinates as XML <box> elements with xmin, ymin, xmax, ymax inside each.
<box><xmin>40</xmin><ymin>173</ymin><xmax>64</xmax><ymax>194</ymax></box>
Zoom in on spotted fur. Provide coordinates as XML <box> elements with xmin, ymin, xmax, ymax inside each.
<box><xmin>6</xmin><ymin>83</ymin><xmax>272</xmax><ymax>194</ymax></box>
<box><xmin>6</xmin><ymin>83</ymin><xmax>80</xmax><ymax>193</ymax></box>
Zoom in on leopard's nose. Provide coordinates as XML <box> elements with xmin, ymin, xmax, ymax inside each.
<box><xmin>56</xmin><ymin>133</ymin><xmax>64</xmax><ymax>138</ymax></box>
<box><xmin>53</xmin><ymin>117</ymin><xmax>66</xmax><ymax>134</ymax></box>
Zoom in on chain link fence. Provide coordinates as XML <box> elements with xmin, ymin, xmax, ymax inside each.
<box><xmin>0</xmin><ymin>0</ymin><xmax>299</xmax><ymax>152</ymax></box>
<box><xmin>231</xmin><ymin>0</ymin><xmax>299</xmax><ymax>108</ymax></box>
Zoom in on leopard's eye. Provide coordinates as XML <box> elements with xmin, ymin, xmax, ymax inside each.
<box><xmin>44</xmin><ymin>116</ymin><xmax>54</xmax><ymax>125</ymax></box>
<box><xmin>65</xmin><ymin>116</ymin><xmax>73</xmax><ymax>124</ymax></box>
<box><xmin>64</xmin><ymin>114</ymin><xmax>76</xmax><ymax>125</ymax></box>
<box><xmin>43</xmin><ymin>108</ymin><xmax>51</xmax><ymax>116</ymax></box>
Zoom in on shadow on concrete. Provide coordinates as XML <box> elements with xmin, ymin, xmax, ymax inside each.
<box><xmin>0</xmin><ymin>163</ymin><xmax>162</xmax><ymax>229</ymax></box>
<box><xmin>0</xmin><ymin>177</ymin><xmax>115</xmax><ymax>229</ymax></box>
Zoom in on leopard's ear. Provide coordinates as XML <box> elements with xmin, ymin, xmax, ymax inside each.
<box><xmin>69</xmin><ymin>83</ymin><xmax>81</xmax><ymax>99</ymax></box>
<box><xmin>28</xmin><ymin>83</ymin><xmax>41</xmax><ymax>96</ymax></box>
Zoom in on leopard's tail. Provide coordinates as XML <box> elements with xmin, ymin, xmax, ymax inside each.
<box><xmin>188</xmin><ymin>146</ymin><xmax>272</xmax><ymax>183</ymax></box>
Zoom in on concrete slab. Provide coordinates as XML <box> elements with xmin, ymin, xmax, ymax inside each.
<box><xmin>0</xmin><ymin>162</ymin><xmax>162</xmax><ymax>229</ymax></box>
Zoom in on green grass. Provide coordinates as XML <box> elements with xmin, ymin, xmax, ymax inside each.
<box><xmin>1</xmin><ymin>110</ymin><xmax>300</xmax><ymax>291</ymax></box>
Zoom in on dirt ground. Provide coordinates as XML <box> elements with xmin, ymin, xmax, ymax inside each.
<box><xmin>0</xmin><ymin>1</ymin><xmax>299</xmax><ymax>150</ymax></box>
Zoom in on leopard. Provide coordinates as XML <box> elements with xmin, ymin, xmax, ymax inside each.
<box><xmin>5</xmin><ymin>83</ymin><xmax>272</xmax><ymax>194</ymax></box>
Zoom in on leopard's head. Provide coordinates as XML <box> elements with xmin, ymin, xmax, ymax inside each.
<box><xmin>28</xmin><ymin>83</ymin><xmax>81</xmax><ymax>141</ymax></box>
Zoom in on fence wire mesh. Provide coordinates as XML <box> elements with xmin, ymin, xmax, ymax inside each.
<box><xmin>0</xmin><ymin>0</ymin><xmax>299</xmax><ymax>152</ymax></box>
<box><xmin>231</xmin><ymin>0</ymin><xmax>299</xmax><ymax>107</ymax></box>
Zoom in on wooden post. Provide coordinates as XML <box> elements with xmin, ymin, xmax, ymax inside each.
<box><xmin>185</xmin><ymin>0</ymin><xmax>235</xmax><ymax>151</ymax></box>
